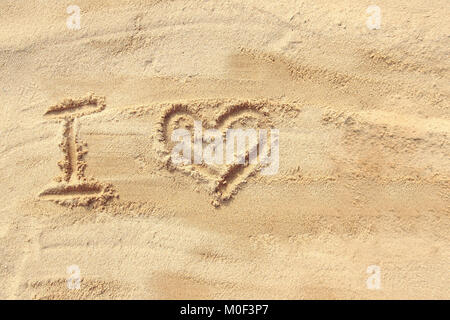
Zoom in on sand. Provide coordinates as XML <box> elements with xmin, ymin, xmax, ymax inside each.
<box><xmin>0</xmin><ymin>0</ymin><xmax>449</xmax><ymax>299</ymax></box>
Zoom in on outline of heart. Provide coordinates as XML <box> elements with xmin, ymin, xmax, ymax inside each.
<box><xmin>155</xmin><ymin>101</ymin><xmax>273</xmax><ymax>206</ymax></box>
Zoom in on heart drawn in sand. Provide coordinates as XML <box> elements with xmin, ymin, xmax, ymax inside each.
<box><xmin>155</xmin><ymin>101</ymin><xmax>277</xmax><ymax>206</ymax></box>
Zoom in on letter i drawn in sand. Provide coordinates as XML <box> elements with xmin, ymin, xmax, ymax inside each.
<box><xmin>38</xmin><ymin>94</ymin><xmax>117</xmax><ymax>207</ymax></box>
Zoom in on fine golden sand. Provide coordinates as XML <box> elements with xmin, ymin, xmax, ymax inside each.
<box><xmin>0</xmin><ymin>0</ymin><xmax>448</xmax><ymax>299</ymax></box>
